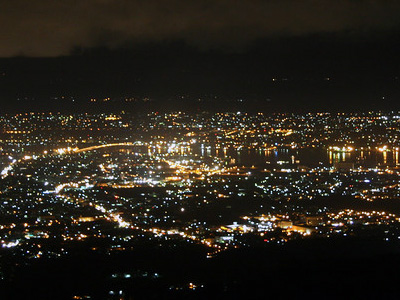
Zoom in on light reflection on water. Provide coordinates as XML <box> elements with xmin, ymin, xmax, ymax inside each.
<box><xmin>146</xmin><ymin>144</ymin><xmax>399</xmax><ymax>168</ymax></box>
<box><xmin>194</xmin><ymin>145</ymin><xmax>399</xmax><ymax>168</ymax></box>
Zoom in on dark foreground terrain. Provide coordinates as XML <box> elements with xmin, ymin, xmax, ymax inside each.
<box><xmin>1</xmin><ymin>236</ymin><xmax>400</xmax><ymax>300</ymax></box>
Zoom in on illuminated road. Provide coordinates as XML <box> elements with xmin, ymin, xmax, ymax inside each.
<box><xmin>73</xmin><ymin>142</ymin><xmax>146</xmax><ymax>153</ymax></box>
<box><xmin>7</xmin><ymin>141</ymin><xmax>226</xmax><ymax>256</ymax></box>
<box><xmin>55</xmin><ymin>179</ymin><xmax>221</xmax><ymax>254</ymax></box>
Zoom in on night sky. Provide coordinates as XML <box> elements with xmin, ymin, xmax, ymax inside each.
<box><xmin>1</xmin><ymin>0</ymin><xmax>400</xmax><ymax>111</ymax></box>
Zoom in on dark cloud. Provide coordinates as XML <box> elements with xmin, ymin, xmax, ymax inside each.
<box><xmin>1</xmin><ymin>0</ymin><xmax>400</xmax><ymax>57</ymax></box>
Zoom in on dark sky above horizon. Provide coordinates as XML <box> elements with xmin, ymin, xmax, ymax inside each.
<box><xmin>1</xmin><ymin>0</ymin><xmax>400</xmax><ymax>57</ymax></box>
<box><xmin>1</xmin><ymin>0</ymin><xmax>400</xmax><ymax>111</ymax></box>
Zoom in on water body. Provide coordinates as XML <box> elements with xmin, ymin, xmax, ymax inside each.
<box><xmin>193</xmin><ymin>145</ymin><xmax>400</xmax><ymax>168</ymax></box>
<box><xmin>96</xmin><ymin>144</ymin><xmax>399</xmax><ymax>169</ymax></box>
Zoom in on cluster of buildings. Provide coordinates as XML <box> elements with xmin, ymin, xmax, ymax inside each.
<box><xmin>2</xmin><ymin>111</ymin><xmax>400</xmax><ymax>261</ymax></box>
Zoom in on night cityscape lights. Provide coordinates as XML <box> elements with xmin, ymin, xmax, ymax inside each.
<box><xmin>2</xmin><ymin>111</ymin><xmax>400</xmax><ymax>298</ymax></box>
<box><xmin>1</xmin><ymin>1</ymin><xmax>400</xmax><ymax>298</ymax></box>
